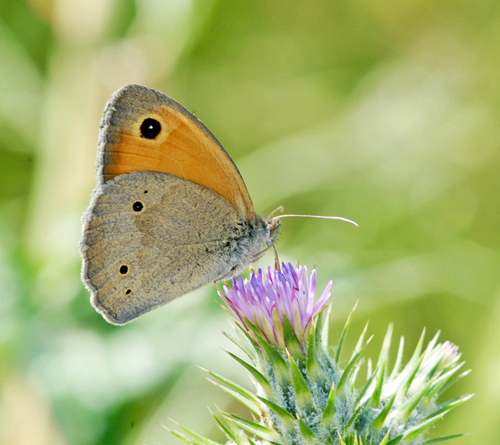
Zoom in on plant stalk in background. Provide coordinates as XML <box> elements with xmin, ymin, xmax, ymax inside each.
<box><xmin>169</xmin><ymin>264</ymin><xmax>471</xmax><ymax>445</ymax></box>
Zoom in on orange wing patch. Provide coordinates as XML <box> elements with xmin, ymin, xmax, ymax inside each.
<box><xmin>97</xmin><ymin>84</ymin><xmax>255</xmax><ymax>221</ymax></box>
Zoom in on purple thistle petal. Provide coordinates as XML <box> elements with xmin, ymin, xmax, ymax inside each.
<box><xmin>314</xmin><ymin>280</ymin><xmax>333</xmax><ymax>315</ymax></box>
<box><xmin>287</xmin><ymin>263</ymin><xmax>299</xmax><ymax>288</ymax></box>
<box><xmin>308</xmin><ymin>269</ymin><xmax>316</xmax><ymax>310</ymax></box>
<box><xmin>219</xmin><ymin>264</ymin><xmax>333</xmax><ymax>350</ymax></box>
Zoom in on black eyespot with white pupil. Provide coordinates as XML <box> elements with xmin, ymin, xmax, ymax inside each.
<box><xmin>132</xmin><ymin>201</ymin><xmax>144</xmax><ymax>212</ymax></box>
<box><xmin>119</xmin><ymin>265</ymin><xmax>129</xmax><ymax>275</ymax></box>
<box><xmin>140</xmin><ymin>118</ymin><xmax>161</xmax><ymax>139</ymax></box>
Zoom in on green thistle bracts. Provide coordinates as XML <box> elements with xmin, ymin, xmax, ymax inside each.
<box><xmin>170</xmin><ymin>264</ymin><xmax>471</xmax><ymax>445</ymax></box>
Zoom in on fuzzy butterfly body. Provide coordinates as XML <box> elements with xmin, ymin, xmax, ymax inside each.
<box><xmin>80</xmin><ymin>84</ymin><xmax>278</xmax><ymax>325</ymax></box>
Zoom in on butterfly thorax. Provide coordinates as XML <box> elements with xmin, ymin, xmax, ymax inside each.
<box><xmin>219</xmin><ymin>214</ymin><xmax>279</xmax><ymax>281</ymax></box>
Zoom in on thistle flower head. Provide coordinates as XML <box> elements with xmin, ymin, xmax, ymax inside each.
<box><xmin>219</xmin><ymin>263</ymin><xmax>331</xmax><ymax>351</ymax></box>
<box><xmin>172</xmin><ymin>264</ymin><xmax>471</xmax><ymax>445</ymax></box>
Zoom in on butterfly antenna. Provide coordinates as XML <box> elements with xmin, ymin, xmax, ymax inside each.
<box><xmin>270</xmin><ymin>214</ymin><xmax>359</xmax><ymax>228</ymax></box>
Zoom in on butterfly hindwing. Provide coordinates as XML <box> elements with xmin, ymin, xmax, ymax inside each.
<box><xmin>81</xmin><ymin>171</ymin><xmax>244</xmax><ymax>324</ymax></box>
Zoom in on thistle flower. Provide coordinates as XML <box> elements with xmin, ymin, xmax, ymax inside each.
<box><xmin>169</xmin><ymin>264</ymin><xmax>471</xmax><ymax>445</ymax></box>
<box><xmin>219</xmin><ymin>263</ymin><xmax>330</xmax><ymax>353</ymax></box>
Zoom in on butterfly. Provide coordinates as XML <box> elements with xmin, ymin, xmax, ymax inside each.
<box><xmin>80</xmin><ymin>84</ymin><xmax>280</xmax><ymax>325</ymax></box>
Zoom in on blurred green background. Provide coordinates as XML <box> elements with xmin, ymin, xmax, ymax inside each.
<box><xmin>1</xmin><ymin>0</ymin><xmax>499</xmax><ymax>443</ymax></box>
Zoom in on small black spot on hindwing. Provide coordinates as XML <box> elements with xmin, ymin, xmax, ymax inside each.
<box><xmin>119</xmin><ymin>265</ymin><xmax>129</xmax><ymax>275</ymax></box>
<box><xmin>125</xmin><ymin>289</ymin><xmax>132</xmax><ymax>295</ymax></box>
<box><xmin>140</xmin><ymin>118</ymin><xmax>161</xmax><ymax>139</ymax></box>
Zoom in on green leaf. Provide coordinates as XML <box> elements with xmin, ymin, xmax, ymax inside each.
<box><xmin>363</xmin><ymin>429</ymin><xmax>371</xmax><ymax>445</ymax></box>
<box><xmin>316</xmin><ymin>305</ymin><xmax>331</xmax><ymax>350</ymax></box>
<box><xmin>233</xmin><ymin>320</ymin><xmax>264</xmax><ymax>364</ymax></box>
<box><xmin>337</xmin><ymin>335</ymin><xmax>373</xmax><ymax>396</ymax></box>
<box><xmin>323</xmin><ymin>435</ymin><xmax>335</xmax><ymax>445</ymax></box>
<box><xmin>386</xmin><ymin>434</ymin><xmax>403</xmax><ymax>445</ymax></box>
<box><xmin>271</xmin><ymin>306</ymin><xmax>286</xmax><ymax>349</ymax></box>
<box><xmin>168</xmin><ymin>428</ymin><xmax>209</xmax><ymax>445</ymax></box>
<box><xmin>421</xmin><ymin>331</ymin><xmax>441</xmax><ymax>363</ymax></box>
<box><xmin>388</xmin><ymin>337</ymin><xmax>405</xmax><ymax>381</ymax></box>
<box><xmin>287</xmin><ymin>350</ymin><xmax>314</xmax><ymax>413</ymax></box>
<box><xmin>222</xmin><ymin>328</ymin><xmax>258</xmax><ymax>364</ymax></box>
<box><xmin>371</xmin><ymin>394</ymin><xmax>396</xmax><ymax>430</ymax></box>
<box><xmin>242</xmin><ymin>317</ymin><xmax>269</xmax><ymax>342</ymax></box>
<box><xmin>256</xmin><ymin>395</ymin><xmax>297</xmax><ymax>433</ymax></box>
<box><xmin>439</xmin><ymin>369</ymin><xmax>471</xmax><ymax>395</ymax></box>
<box><xmin>257</xmin><ymin>312</ymin><xmax>278</xmax><ymax>345</ymax></box>
<box><xmin>376</xmin><ymin>325</ymin><xmax>393</xmax><ymax>369</ymax></box>
<box><xmin>422</xmin><ymin>394</ymin><xmax>473</xmax><ymax>421</ymax></box>
<box><xmin>226</xmin><ymin>351</ymin><xmax>273</xmax><ymax>394</ymax></box>
<box><xmin>370</xmin><ymin>361</ymin><xmax>386</xmax><ymax>408</ymax></box>
<box><xmin>344</xmin><ymin>402</ymin><xmax>364</xmax><ymax>430</ymax></box>
<box><xmin>378</xmin><ymin>430</ymin><xmax>391</xmax><ymax>445</ymax></box>
<box><xmin>401</xmin><ymin>413</ymin><xmax>445</xmax><ymax>442</ymax></box>
<box><xmin>337</xmin><ymin>431</ymin><xmax>347</xmax><ymax>445</ymax></box>
<box><xmin>352</xmin><ymin>365</ymin><xmax>379</xmax><ymax>410</ymax></box>
<box><xmin>283</xmin><ymin>313</ymin><xmax>305</xmax><ymax>359</ymax></box>
<box><xmin>312</xmin><ymin>306</ymin><xmax>338</xmax><ymax>378</ymax></box>
<box><xmin>168</xmin><ymin>418</ymin><xmax>223</xmax><ymax>445</ymax></box>
<box><xmin>297</xmin><ymin>415</ymin><xmax>318</xmax><ymax>443</ymax></box>
<box><xmin>421</xmin><ymin>433</ymin><xmax>468</xmax><ymax>444</ymax></box>
<box><xmin>321</xmin><ymin>382</ymin><xmax>336</xmax><ymax>429</ymax></box>
<box><xmin>397</xmin><ymin>329</ymin><xmax>426</xmax><ymax>399</ymax></box>
<box><xmin>369</xmin><ymin>325</ymin><xmax>392</xmax><ymax>407</ymax></box>
<box><xmin>426</xmin><ymin>363</ymin><xmax>465</xmax><ymax>400</ymax></box>
<box><xmin>207</xmin><ymin>378</ymin><xmax>261</xmax><ymax>415</ymax></box>
<box><xmin>201</xmin><ymin>367</ymin><xmax>261</xmax><ymax>412</ymax></box>
<box><xmin>210</xmin><ymin>410</ymin><xmax>238</xmax><ymax>443</ymax></box>
<box><xmin>397</xmin><ymin>380</ymin><xmax>433</xmax><ymax>422</ymax></box>
<box><xmin>306</xmin><ymin>319</ymin><xmax>327</xmax><ymax>383</ymax></box>
<box><xmin>292</xmin><ymin>304</ymin><xmax>306</xmax><ymax>346</ymax></box>
<box><xmin>223</xmin><ymin>415</ymin><xmax>274</xmax><ymax>445</ymax></box>
<box><xmin>350</xmin><ymin>321</ymin><xmax>369</xmax><ymax>363</ymax></box>
<box><xmin>335</xmin><ymin>302</ymin><xmax>358</xmax><ymax>364</ymax></box>
<box><xmin>256</xmin><ymin>333</ymin><xmax>293</xmax><ymax>389</ymax></box>
<box><xmin>350</xmin><ymin>362</ymin><xmax>362</xmax><ymax>393</ymax></box>
<box><xmin>223</xmin><ymin>412</ymin><xmax>280</xmax><ymax>441</ymax></box>
<box><xmin>256</xmin><ymin>395</ymin><xmax>296</xmax><ymax>420</ymax></box>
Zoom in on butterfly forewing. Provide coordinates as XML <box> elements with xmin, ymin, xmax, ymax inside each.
<box><xmin>98</xmin><ymin>84</ymin><xmax>255</xmax><ymax>221</ymax></box>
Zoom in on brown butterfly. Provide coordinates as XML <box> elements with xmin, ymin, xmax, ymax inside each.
<box><xmin>80</xmin><ymin>84</ymin><xmax>279</xmax><ymax>325</ymax></box>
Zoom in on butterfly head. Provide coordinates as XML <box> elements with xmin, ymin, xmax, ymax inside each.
<box><xmin>265</xmin><ymin>216</ymin><xmax>281</xmax><ymax>247</ymax></box>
